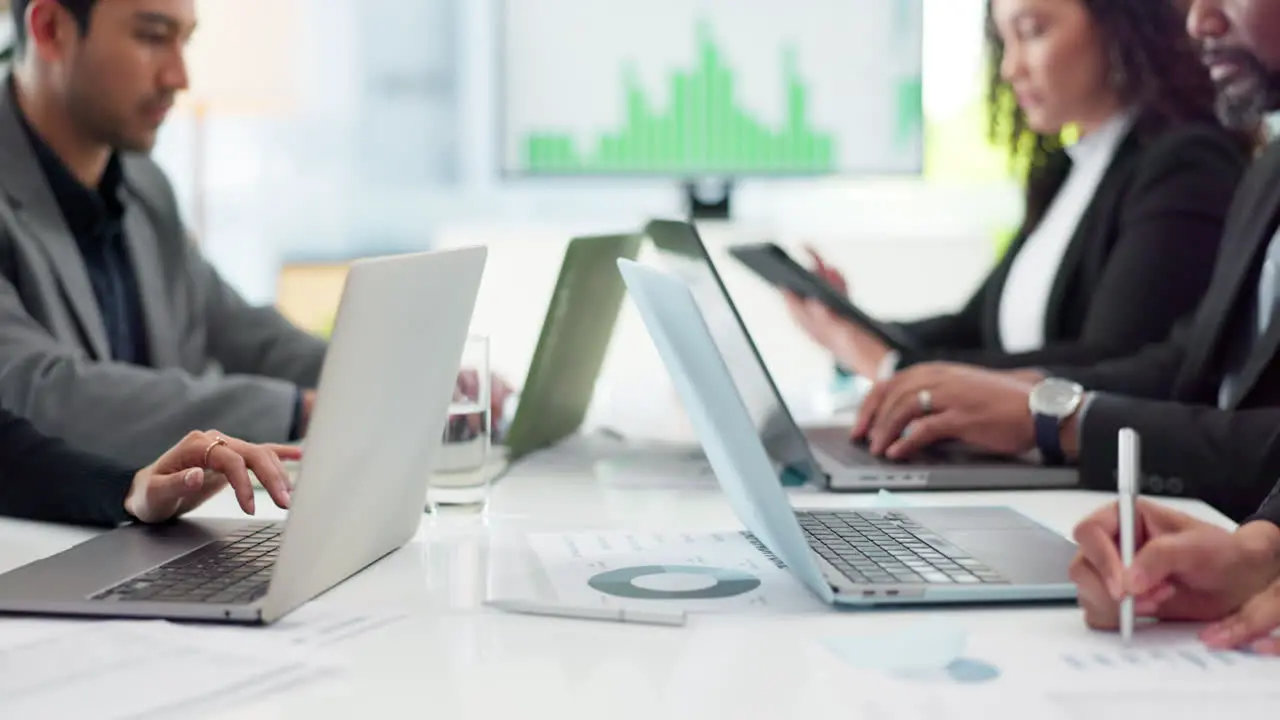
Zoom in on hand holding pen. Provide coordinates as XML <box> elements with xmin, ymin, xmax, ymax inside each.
<box><xmin>1070</xmin><ymin>487</ymin><xmax>1280</xmax><ymax>642</ymax></box>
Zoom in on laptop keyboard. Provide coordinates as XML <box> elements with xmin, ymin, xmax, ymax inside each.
<box><xmin>797</xmin><ymin>511</ymin><xmax>1007</xmax><ymax>585</ymax></box>
<box><xmin>90</xmin><ymin>523</ymin><xmax>282</xmax><ymax>605</ymax></box>
<box><xmin>811</xmin><ymin>434</ymin><xmax>905</xmax><ymax>467</ymax></box>
<box><xmin>807</xmin><ymin>426</ymin><xmax>1009</xmax><ymax>467</ymax></box>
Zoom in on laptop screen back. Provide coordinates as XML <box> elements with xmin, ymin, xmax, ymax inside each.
<box><xmin>503</xmin><ymin>233</ymin><xmax>643</xmax><ymax>458</ymax></box>
<box><xmin>617</xmin><ymin>258</ymin><xmax>835</xmax><ymax>604</ymax></box>
<box><xmin>643</xmin><ymin>219</ymin><xmax>823</xmax><ymax>484</ymax></box>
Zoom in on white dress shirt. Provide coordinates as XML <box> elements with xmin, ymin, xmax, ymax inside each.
<box><xmin>997</xmin><ymin>111</ymin><xmax>1135</xmax><ymax>353</ymax></box>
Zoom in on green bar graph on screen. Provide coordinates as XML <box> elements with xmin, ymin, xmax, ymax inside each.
<box><xmin>895</xmin><ymin>75</ymin><xmax>924</xmax><ymax>151</ymax></box>
<box><xmin>672</xmin><ymin>71</ymin><xmax>688</xmax><ymax>165</ymax></box>
<box><xmin>520</xmin><ymin>20</ymin><xmax>837</xmax><ymax>173</ymax></box>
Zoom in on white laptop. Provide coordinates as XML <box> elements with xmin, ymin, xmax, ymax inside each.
<box><xmin>0</xmin><ymin>246</ymin><xmax>487</xmax><ymax>624</ymax></box>
<box><xmin>617</xmin><ymin>258</ymin><xmax>1077</xmax><ymax>606</ymax></box>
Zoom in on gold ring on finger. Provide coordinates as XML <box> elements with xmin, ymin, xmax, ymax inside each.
<box><xmin>203</xmin><ymin>437</ymin><xmax>228</xmax><ymax>467</ymax></box>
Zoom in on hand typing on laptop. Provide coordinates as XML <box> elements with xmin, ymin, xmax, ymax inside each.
<box><xmin>1070</xmin><ymin>499</ymin><xmax>1280</xmax><ymax>652</ymax></box>
<box><xmin>0</xmin><ymin>247</ymin><xmax>485</xmax><ymax>624</ymax></box>
<box><xmin>124</xmin><ymin>431</ymin><xmax>298</xmax><ymax>524</ymax></box>
<box><xmin>852</xmin><ymin>363</ymin><xmax>1050</xmax><ymax>460</ymax></box>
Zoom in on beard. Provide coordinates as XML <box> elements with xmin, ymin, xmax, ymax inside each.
<box><xmin>1206</xmin><ymin>47</ymin><xmax>1280</xmax><ymax>131</ymax></box>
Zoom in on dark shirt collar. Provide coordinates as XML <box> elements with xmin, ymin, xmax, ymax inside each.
<box><xmin>8</xmin><ymin>81</ymin><xmax>125</xmax><ymax>239</ymax></box>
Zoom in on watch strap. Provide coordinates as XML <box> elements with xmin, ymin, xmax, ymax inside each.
<box><xmin>1034</xmin><ymin>412</ymin><xmax>1066</xmax><ymax>466</ymax></box>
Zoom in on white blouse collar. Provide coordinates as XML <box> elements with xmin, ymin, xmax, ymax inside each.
<box><xmin>1065</xmin><ymin>109</ymin><xmax>1135</xmax><ymax>164</ymax></box>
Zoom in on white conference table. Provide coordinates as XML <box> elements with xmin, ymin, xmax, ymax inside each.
<box><xmin>0</xmin><ymin>449</ymin><xmax>1234</xmax><ymax>720</ymax></box>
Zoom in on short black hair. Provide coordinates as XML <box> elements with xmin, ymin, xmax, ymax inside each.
<box><xmin>11</xmin><ymin>0</ymin><xmax>99</xmax><ymax>55</ymax></box>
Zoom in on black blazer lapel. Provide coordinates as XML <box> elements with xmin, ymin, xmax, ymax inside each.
<box><xmin>1040</xmin><ymin>131</ymin><xmax>1142</xmax><ymax>341</ymax></box>
<box><xmin>1183</xmin><ymin>146</ymin><xmax>1280</xmax><ymax>390</ymax></box>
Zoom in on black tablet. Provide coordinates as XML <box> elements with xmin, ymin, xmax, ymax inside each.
<box><xmin>728</xmin><ymin>242</ymin><xmax>920</xmax><ymax>354</ymax></box>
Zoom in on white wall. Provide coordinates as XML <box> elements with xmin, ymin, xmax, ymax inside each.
<box><xmin>145</xmin><ymin>0</ymin><xmax>1021</xmax><ymax>424</ymax></box>
<box><xmin>150</xmin><ymin>0</ymin><xmax>1017</xmax><ymax>295</ymax></box>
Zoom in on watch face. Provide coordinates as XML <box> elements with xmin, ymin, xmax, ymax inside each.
<box><xmin>1032</xmin><ymin>379</ymin><xmax>1082</xmax><ymax>416</ymax></box>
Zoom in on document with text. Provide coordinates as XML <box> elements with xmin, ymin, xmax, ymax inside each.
<box><xmin>830</xmin><ymin>623</ymin><xmax>1280</xmax><ymax>720</ymax></box>
<box><xmin>0</xmin><ymin>618</ymin><xmax>337</xmax><ymax>719</ymax></box>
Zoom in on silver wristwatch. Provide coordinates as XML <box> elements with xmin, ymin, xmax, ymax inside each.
<box><xmin>1028</xmin><ymin>378</ymin><xmax>1084</xmax><ymax>465</ymax></box>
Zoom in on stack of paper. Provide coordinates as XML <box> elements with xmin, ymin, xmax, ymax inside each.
<box><xmin>0</xmin><ymin>617</ymin><xmax>340</xmax><ymax>719</ymax></box>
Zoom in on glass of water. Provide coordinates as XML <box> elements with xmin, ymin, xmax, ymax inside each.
<box><xmin>428</xmin><ymin>335</ymin><xmax>492</xmax><ymax>515</ymax></box>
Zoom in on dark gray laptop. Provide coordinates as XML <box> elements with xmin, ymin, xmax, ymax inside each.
<box><xmin>642</xmin><ymin>219</ymin><xmax>1078</xmax><ymax>492</ymax></box>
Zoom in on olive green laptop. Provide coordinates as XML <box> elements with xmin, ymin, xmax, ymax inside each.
<box><xmin>500</xmin><ymin>233</ymin><xmax>644</xmax><ymax>461</ymax></box>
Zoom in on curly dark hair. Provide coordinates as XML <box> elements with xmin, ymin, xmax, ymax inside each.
<box><xmin>985</xmin><ymin>0</ymin><xmax>1258</xmax><ymax>235</ymax></box>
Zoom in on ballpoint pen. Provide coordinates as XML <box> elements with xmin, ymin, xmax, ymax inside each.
<box><xmin>1118</xmin><ymin>428</ymin><xmax>1139</xmax><ymax>644</ymax></box>
<box><xmin>485</xmin><ymin>599</ymin><xmax>687</xmax><ymax>627</ymax></box>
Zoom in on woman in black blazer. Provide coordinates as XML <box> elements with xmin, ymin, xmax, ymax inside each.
<box><xmin>787</xmin><ymin>0</ymin><xmax>1255</xmax><ymax>379</ymax></box>
<box><xmin>0</xmin><ymin>411</ymin><xmax>294</xmax><ymax>527</ymax></box>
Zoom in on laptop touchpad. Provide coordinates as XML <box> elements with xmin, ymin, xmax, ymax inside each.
<box><xmin>941</xmin><ymin>528</ymin><xmax>1076</xmax><ymax>585</ymax></box>
<box><xmin>902</xmin><ymin>507</ymin><xmax>1047</xmax><ymax>531</ymax></box>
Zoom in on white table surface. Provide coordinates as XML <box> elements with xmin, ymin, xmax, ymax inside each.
<box><xmin>0</xmin><ymin>445</ymin><xmax>1233</xmax><ymax>720</ymax></box>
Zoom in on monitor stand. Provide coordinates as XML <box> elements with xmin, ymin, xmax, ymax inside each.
<box><xmin>683</xmin><ymin>179</ymin><xmax>733</xmax><ymax>220</ymax></box>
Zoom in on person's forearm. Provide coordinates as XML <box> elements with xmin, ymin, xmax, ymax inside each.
<box><xmin>889</xmin><ymin>314</ymin><xmax>977</xmax><ymax>354</ymax></box>
<box><xmin>0</xmin><ymin>357</ymin><xmax>300</xmax><ymax>467</ymax></box>
<box><xmin>1045</xmin><ymin>337</ymin><xmax>1186</xmax><ymax>399</ymax></box>
<box><xmin>1008</xmin><ymin>368</ymin><xmax>1049</xmax><ymax>385</ymax></box>
<box><xmin>910</xmin><ymin>341</ymin><xmax>1143</xmax><ymax>372</ymax></box>
<box><xmin>0</xmin><ymin>409</ymin><xmax>136</xmax><ymax>526</ymax></box>
<box><xmin>1071</xmin><ymin>395</ymin><xmax>1280</xmax><ymax>522</ymax></box>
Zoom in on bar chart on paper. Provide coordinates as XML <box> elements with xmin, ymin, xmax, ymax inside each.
<box><xmin>1037</xmin><ymin>645</ymin><xmax>1280</xmax><ymax>720</ymax></box>
<box><xmin>1058</xmin><ymin>645</ymin><xmax>1263</xmax><ymax>672</ymax></box>
<box><xmin>1039</xmin><ymin>691</ymin><xmax>1280</xmax><ymax>720</ymax></box>
<box><xmin>866</xmin><ymin>633</ymin><xmax>1280</xmax><ymax>720</ymax></box>
<box><xmin>500</xmin><ymin>0</ymin><xmax>924</xmax><ymax>175</ymax></box>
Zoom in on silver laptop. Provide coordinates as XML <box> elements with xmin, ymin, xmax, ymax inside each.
<box><xmin>617</xmin><ymin>258</ymin><xmax>1077</xmax><ymax>606</ymax></box>
<box><xmin>643</xmin><ymin>218</ymin><xmax>1078</xmax><ymax>492</ymax></box>
<box><xmin>0</xmin><ymin>246</ymin><xmax>488</xmax><ymax>624</ymax></box>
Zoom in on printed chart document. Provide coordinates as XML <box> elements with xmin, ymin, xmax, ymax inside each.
<box><xmin>826</xmin><ymin>622</ymin><xmax>1280</xmax><ymax>720</ymax></box>
<box><xmin>0</xmin><ymin>618</ymin><xmax>337</xmax><ymax>719</ymax></box>
<box><xmin>524</xmin><ymin>530</ymin><xmax>827</xmax><ymax>613</ymax></box>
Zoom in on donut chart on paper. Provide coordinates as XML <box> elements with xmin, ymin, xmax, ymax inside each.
<box><xmin>587</xmin><ymin>564</ymin><xmax>761</xmax><ymax>600</ymax></box>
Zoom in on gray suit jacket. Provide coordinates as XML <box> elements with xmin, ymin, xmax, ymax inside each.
<box><xmin>0</xmin><ymin>82</ymin><xmax>327</xmax><ymax>466</ymax></box>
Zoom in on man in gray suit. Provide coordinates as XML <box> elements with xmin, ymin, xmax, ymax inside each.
<box><xmin>0</xmin><ymin>0</ymin><xmax>330</xmax><ymax>466</ymax></box>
